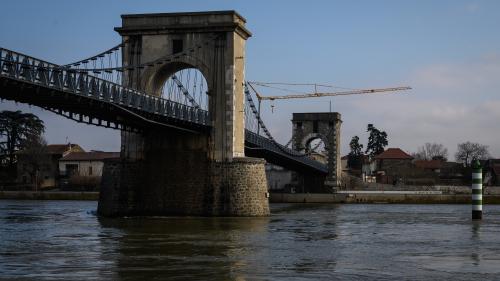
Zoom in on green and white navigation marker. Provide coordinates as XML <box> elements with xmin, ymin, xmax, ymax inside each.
<box><xmin>472</xmin><ymin>160</ymin><xmax>482</xmax><ymax>220</ymax></box>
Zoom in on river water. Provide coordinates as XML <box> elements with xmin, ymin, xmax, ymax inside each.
<box><xmin>1</xmin><ymin>201</ymin><xmax>500</xmax><ymax>280</ymax></box>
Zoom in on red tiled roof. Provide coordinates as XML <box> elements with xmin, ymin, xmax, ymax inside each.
<box><xmin>60</xmin><ymin>151</ymin><xmax>120</xmax><ymax>161</ymax></box>
<box><xmin>374</xmin><ymin>148</ymin><xmax>413</xmax><ymax>160</ymax></box>
<box><xmin>414</xmin><ymin>160</ymin><xmax>442</xmax><ymax>169</ymax></box>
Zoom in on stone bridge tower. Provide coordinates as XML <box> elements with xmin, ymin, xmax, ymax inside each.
<box><xmin>98</xmin><ymin>11</ymin><xmax>269</xmax><ymax>217</ymax></box>
<box><xmin>292</xmin><ymin>112</ymin><xmax>342</xmax><ymax>191</ymax></box>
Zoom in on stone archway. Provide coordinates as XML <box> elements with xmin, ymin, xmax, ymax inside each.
<box><xmin>292</xmin><ymin>112</ymin><xmax>342</xmax><ymax>188</ymax></box>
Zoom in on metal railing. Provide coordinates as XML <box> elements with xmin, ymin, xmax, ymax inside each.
<box><xmin>0</xmin><ymin>48</ymin><xmax>210</xmax><ymax>126</ymax></box>
<box><xmin>245</xmin><ymin>130</ymin><xmax>328</xmax><ymax>173</ymax></box>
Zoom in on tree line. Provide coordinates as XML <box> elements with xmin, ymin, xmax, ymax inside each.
<box><xmin>348</xmin><ymin>124</ymin><xmax>492</xmax><ymax>169</ymax></box>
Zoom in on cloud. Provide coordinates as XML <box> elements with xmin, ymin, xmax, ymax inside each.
<box><xmin>342</xmin><ymin>54</ymin><xmax>500</xmax><ymax>158</ymax></box>
<box><xmin>411</xmin><ymin>55</ymin><xmax>500</xmax><ymax>99</ymax></box>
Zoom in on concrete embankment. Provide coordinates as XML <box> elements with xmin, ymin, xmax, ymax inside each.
<box><xmin>270</xmin><ymin>192</ymin><xmax>500</xmax><ymax>204</ymax></box>
<box><xmin>0</xmin><ymin>191</ymin><xmax>99</xmax><ymax>200</ymax></box>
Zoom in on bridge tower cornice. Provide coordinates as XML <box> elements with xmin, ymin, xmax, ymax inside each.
<box><xmin>115</xmin><ymin>10</ymin><xmax>252</xmax><ymax>39</ymax></box>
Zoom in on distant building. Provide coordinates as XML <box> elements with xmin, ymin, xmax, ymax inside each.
<box><xmin>309</xmin><ymin>152</ymin><xmax>328</xmax><ymax>164</ymax></box>
<box><xmin>59</xmin><ymin>151</ymin><xmax>120</xmax><ymax>177</ymax></box>
<box><xmin>362</xmin><ymin>158</ymin><xmax>377</xmax><ymax>182</ymax></box>
<box><xmin>414</xmin><ymin>160</ymin><xmax>443</xmax><ymax>173</ymax></box>
<box><xmin>374</xmin><ymin>148</ymin><xmax>414</xmax><ymax>171</ymax></box>
<box><xmin>372</xmin><ymin>148</ymin><xmax>413</xmax><ymax>184</ymax></box>
<box><xmin>17</xmin><ymin>144</ymin><xmax>84</xmax><ymax>189</ymax></box>
<box><xmin>484</xmin><ymin>159</ymin><xmax>500</xmax><ymax>186</ymax></box>
<box><xmin>490</xmin><ymin>165</ymin><xmax>500</xmax><ymax>186</ymax></box>
<box><xmin>58</xmin><ymin>151</ymin><xmax>119</xmax><ymax>191</ymax></box>
<box><xmin>341</xmin><ymin>155</ymin><xmax>349</xmax><ymax>172</ymax></box>
<box><xmin>438</xmin><ymin>161</ymin><xmax>465</xmax><ymax>185</ymax></box>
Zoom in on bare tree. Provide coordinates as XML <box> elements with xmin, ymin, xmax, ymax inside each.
<box><xmin>455</xmin><ymin>141</ymin><xmax>490</xmax><ymax>167</ymax></box>
<box><xmin>413</xmin><ymin>143</ymin><xmax>448</xmax><ymax>161</ymax></box>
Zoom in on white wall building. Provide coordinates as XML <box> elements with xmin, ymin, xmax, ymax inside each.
<box><xmin>59</xmin><ymin>151</ymin><xmax>120</xmax><ymax>177</ymax></box>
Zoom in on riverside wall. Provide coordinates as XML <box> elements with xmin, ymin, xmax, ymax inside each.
<box><xmin>270</xmin><ymin>192</ymin><xmax>500</xmax><ymax>204</ymax></box>
<box><xmin>0</xmin><ymin>191</ymin><xmax>99</xmax><ymax>200</ymax></box>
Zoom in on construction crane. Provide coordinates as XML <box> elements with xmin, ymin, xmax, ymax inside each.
<box><xmin>247</xmin><ymin>82</ymin><xmax>411</xmax><ymax>113</ymax></box>
<box><xmin>246</xmin><ymin>81</ymin><xmax>411</xmax><ymax>135</ymax></box>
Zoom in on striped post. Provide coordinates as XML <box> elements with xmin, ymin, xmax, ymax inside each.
<box><xmin>472</xmin><ymin>160</ymin><xmax>482</xmax><ymax>220</ymax></box>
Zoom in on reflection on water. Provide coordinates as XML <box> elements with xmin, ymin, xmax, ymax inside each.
<box><xmin>2</xmin><ymin>201</ymin><xmax>500</xmax><ymax>280</ymax></box>
<box><xmin>98</xmin><ymin>216</ymin><xmax>270</xmax><ymax>281</ymax></box>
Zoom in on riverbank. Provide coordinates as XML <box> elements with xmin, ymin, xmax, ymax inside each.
<box><xmin>0</xmin><ymin>191</ymin><xmax>99</xmax><ymax>200</ymax></box>
<box><xmin>3</xmin><ymin>190</ymin><xmax>500</xmax><ymax>204</ymax></box>
<box><xmin>270</xmin><ymin>192</ymin><xmax>500</xmax><ymax>204</ymax></box>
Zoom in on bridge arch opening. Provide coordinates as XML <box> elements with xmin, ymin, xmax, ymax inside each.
<box><xmin>306</xmin><ymin>138</ymin><xmax>327</xmax><ymax>154</ymax></box>
<box><xmin>301</xmin><ymin>133</ymin><xmax>329</xmax><ymax>153</ymax></box>
<box><xmin>141</xmin><ymin>59</ymin><xmax>212</xmax><ymax>111</ymax></box>
<box><xmin>161</xmin><ymin>68</ymin><xmax>209</xmax><ymax>111</ymax></box>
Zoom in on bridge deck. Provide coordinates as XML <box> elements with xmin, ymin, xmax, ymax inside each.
<box><xmin>0</xmin><ymin>47</ymin><xmax>327</xmax><ymax>174</ymax></box>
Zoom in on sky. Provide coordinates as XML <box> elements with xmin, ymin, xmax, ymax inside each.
<box><xmin>1</xmin><ymin>0</ymin><xmax>499</xmax><ymax>158</ymax></box>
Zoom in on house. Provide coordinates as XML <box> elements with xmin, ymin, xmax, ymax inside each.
<box><xmin>484</xmin><ymin>159</ymin><xmax>500</xmax><ymax>186</ymax></box>
<box><xmin>16</xmin><ymin>144</ymin><xmax>84</xmax><ymax>189</ymax></box>
<box><xmin>361</xmin><ymin>157</ymin><xmax>377</xmax><ymax>182</ymax></box>
<box><xmin>438</xmin><ymin>161</ymin><xmax>466</xmax><ymax>185</ymax></box>
<box><xmin>58</xmin><ymin>151</ymin><xmax>119</xmax><ymax>191</ymax></box>
<box><xmin>374</xmin><ymin>148</ymin><xmax>413</xmax><ymax>171</ymax></box>
<box><xmin>414</xmin><ymin>159</ymin><xmax>443</xmax><ymax>173</ymax></box>
<box><xmin>59</xmin><ymin>151</ymin><xmax>120</xmax><ymax>177</ymax></box>
<box><xmin>345</xmin><ymin>154</ymin><xmax>369</xmax><ymax>176</ymax></box>
<box><xmin>373</xmin><ymin>148</ymin><xmax>414</xmax><ymax>184</ymax></box>
<box><xmin>341</xmin><ymin>155</ymin><xmax>349</xmax><ymax>171</ymax></box>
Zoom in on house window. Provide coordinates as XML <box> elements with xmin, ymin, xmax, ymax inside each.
<box><xmin>172</xmin><ymin>39</ymin><xmax>183</xmax><ymax>54</ymax></box>
<box><xmin>88</xmin><ymin>166</ymin><xmax>93</xmax><ymax>176</ymax></box>
<box><xmin>296</xmin><ymin>122</ymin><xmax>302</xmax><ymax>129</ymax></box>
<box><xmin>329</xmin><ymin>121</ymin><xmax>334</xmax><ymax>128</ymax></box>
<box><xmin>313</xmin><ymin>121</ymin><xmax>318</xmax><ymax>133</ymax></box>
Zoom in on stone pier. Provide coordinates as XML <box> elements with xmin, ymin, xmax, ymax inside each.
<box><xmin>97</xmin><ymin>11</ymin><xmax>269</xmax><ymax>217</ymax></box>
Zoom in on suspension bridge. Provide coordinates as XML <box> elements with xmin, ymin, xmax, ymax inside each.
<box><xmin>0</xmin><ymin>11</ymin><xmax>412</xmax><ymax>216</ymax></box>
<box><xmin>0</xmin><ymin>47</ymin><xmax>326</xmax><ymax>173</ymax></box>
<box><xmin>0</xmin><ymin>11</ymin><xmax>337</xmax><ymax>216</ymax></box>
